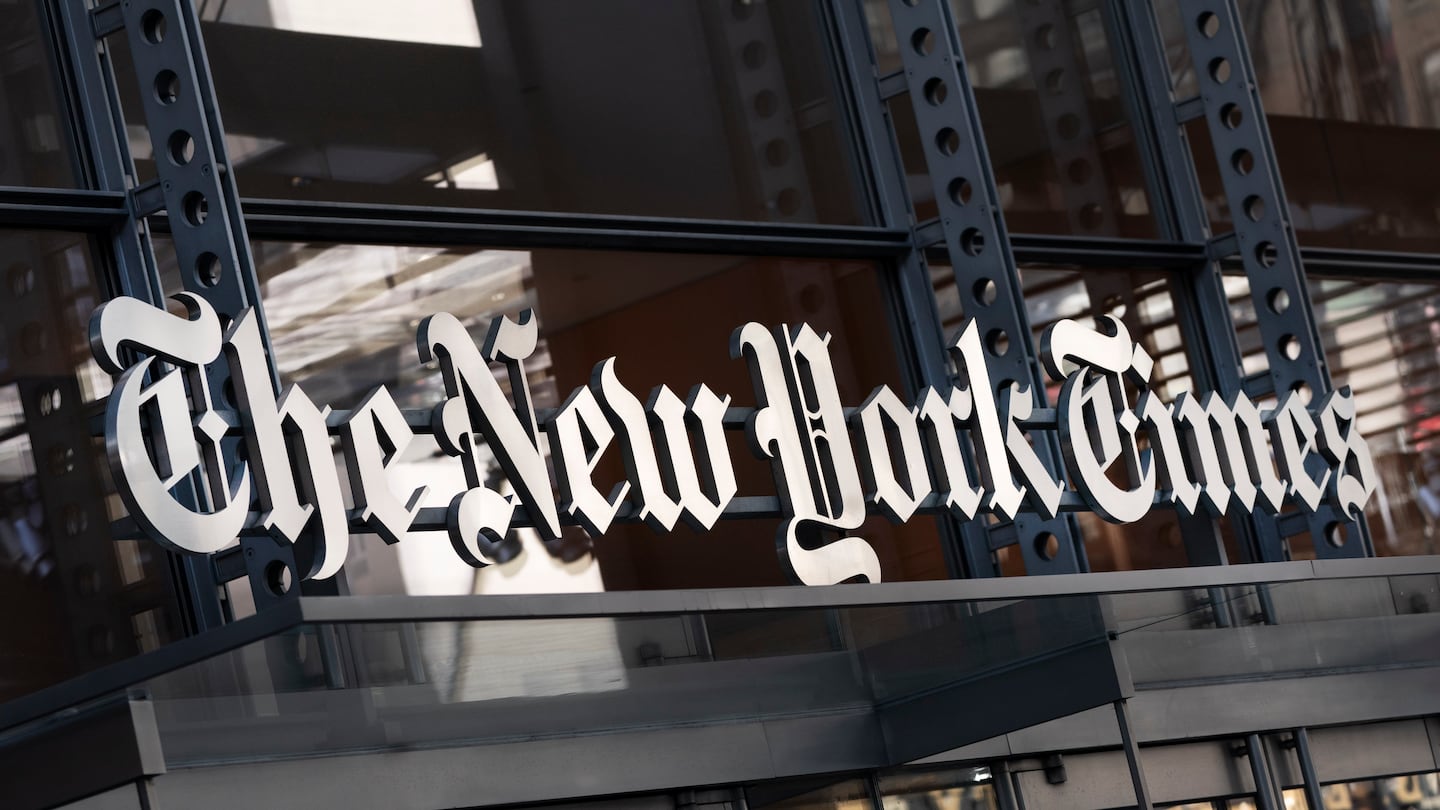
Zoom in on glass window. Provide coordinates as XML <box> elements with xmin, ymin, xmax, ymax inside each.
<box><xmin>0</xmin><ymin>2</ymin><xmax>78</xmax><ymax>187</ymax></box>
<box><xmin>1159</xmin><ymin>0</ymin><xmax>1440</xmax><ymax>251</ymax></box>
<box><xmin>931</xmin><ymin>259</ymin><xmax>1207</xmax><ymax>571</ymax></box>
<box><xmin>867</xmin><ymin>0</ymin><xmax>1156</xmax><ymax>237</ymax></box>
<box><xmin>235</xmin><ymin>241</ymin><xmax>948</xmax><ymax>594</ymax></box>
<box><xmin>1225</xmin><ymin>274</ymin><xmax>1440</xmax><ymax>558</ymax></box>
<box><xmin>1324</xmin><ymin>772</ymin><xmax>1440</xmax><ymax>809</ymax></box>
<box><xmin>0</xmin><ymin>231</ymin><xmax>183</xmax><ymax>703</ymax></box>
<box><xmin>115</xmin><ymin>0</ymin><xmax>866</xmax><ymax>225</ymax></box>
<box><xmin>878</xmin><ymin>765</ymin><xmax>998</xmax><ymax>810</ymax></box>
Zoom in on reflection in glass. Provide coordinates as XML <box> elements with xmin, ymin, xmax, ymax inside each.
<box><xmin>0</xmin><ymin>231</ymin><xmax>181</xmax><ymax>703</ymax></box>
<box><xmin>244</xmin><ymin>241</ymin><xmax>946</xmax><ymax>595</ymax></box>
<box><xmin>1227</xmin><ymin>274</ymin><xmax>1440</xmax><ymax>558</ymax></box>
<box><xmin>0</xmin><ymin>1</ymin><xmax>77</xmax><ymax>187</ymax></box>
<box><xmin>1158</xmin><ymin>0</ymin><xmax>1440</xmax><ymax>251</ymax></box>
<box><xmin>878</xmin><ymin>766</ymin><xmax>997</xmax><ymax>810</ymax></box>
<box><xmin>133</xmin><ymin>593</ymin><xmax>1113</xmax><ymax>769</ymax></box>
<box><xmin>867</xmin><ymin>0</ymin><xmax>1155</xmax><ymax>237</ymax></box>
<box><xmin>932</xmin><ymin>260</ymin><xmax>1198</xmax><ymax>571</ymax></box>
<box><xmin>116</xmin><ymin>0</ymin><xmax>864</xmax><ymax>224</ymax></box>
<box><xmin>1325</xmin><ymin>772</ymin><xmax>1440</xmax><ymax>809</ymax></box>
<box><xmin>750</xmin><ymin>780</ymin><xmax>874</xmax><ymax>810</ymax></box>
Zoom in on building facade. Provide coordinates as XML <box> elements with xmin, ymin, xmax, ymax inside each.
<box><xmin>0</xmin><ymin>1</ymin><xmax>1439</xmax><ymax>808</ymax></box>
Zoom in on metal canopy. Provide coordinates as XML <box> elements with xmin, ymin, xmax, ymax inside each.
<box><xmin>2</xmin><ymin>557</ymin><xmax>1437</xmax><ymax>810</ymax></box>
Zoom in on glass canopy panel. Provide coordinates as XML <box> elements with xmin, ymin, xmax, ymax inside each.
<box><xmin>115</xmin><ymin>0</ymin><xmax>867</xmax><ymax>225</ymax></box>
<box><xmin>135</xmin><ymin>593</ymin><xmax>1120</xmax><ymax>767</ymax></box>
<box><xmin>0</xmin><ymin>566</ymin><xmax>1434</xmax><ymax>800</ymax></box>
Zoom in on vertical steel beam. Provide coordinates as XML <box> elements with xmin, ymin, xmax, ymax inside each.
<box><xmin>1172</xmin><ymin>0</ymin><xmax>1369</xmax><ymax>559</ymax></box>
<box><xmin>880</xmin><ymin>0</ymin><xmax>1085</xmax><ymax>574</ymax></box>
<box><xmin>1101</xmin><ymin>0</ymin><xmax>1252</xmax><ymax>565</ymax></box>
<box><xmin>1243</xmin><ymin>733</ymin><xmax>1282</xmax><ymax>810</ymax></box>
<box><xmin>1115</xmin><ymin>699</ymin><xmax>1155</xmax><ymax>809</ymax></box>
<box><xmin>48</xmin><ymin>0</ymin><xmax>225</xmax><ymax>631</ymax></box>
<box><xmin>822</xmin><ymin>0</ymin><xmax>970</xmax><ymax>577</ymax></box>
<box><xmin>69</xmin><ymin>0</ymin><xmax>339</xmax><ymax>612</ymax></box>
<box><xmin>1106</xmin><ymin>0</ymin><xmax>1370</xmax><ymax>562</ymax></box>
<box><xmin>1292</xmin><ymin>728</ymin><xmax>1325</xmax><ymax>810</ymax></box>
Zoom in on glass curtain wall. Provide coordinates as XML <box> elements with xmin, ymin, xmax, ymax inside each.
<box><xmin>4</xmin><ymin>0</ymin><xmax>1440</xmax><ymax>697</ymax></box>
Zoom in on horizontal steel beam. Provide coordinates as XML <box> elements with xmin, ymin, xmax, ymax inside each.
<box><xmin>0</xmin><ymin>187</ymin><xmax>129</xmax><ymax>228</ymax></box>
<box><xmin>184</xmin><ymin>198</ymin><xmax>916</xmax><ymax>258</ymax></box>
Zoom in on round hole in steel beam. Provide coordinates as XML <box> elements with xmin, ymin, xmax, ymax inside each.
<box><xmin>1044</xmin><ymin>68</ymin><xmax>1066</xmax><ymax>96</ymax></box>
<box><xmin>182</xmin><ymin>191</ymin><xmax>208</xmax><ymax>226</ymax></box>
<box><xmin>1243</xmin><ymin>195</ymin><xmax>1266</xmax><ymax>222</ymax></box>
<box><xmin>1255</xmin><ymin>240</ymin><xmax>1279</xmax><ymax>268</ymax></box>
<box><xmin>1267</xmin><ymin>287</ymin><xmax>1290</xmax><ymax>314</ymax></box>
<box><xmin>742</xmin><ymin>41</ymin><xmax>767</xmax><ymax>70</ymax></box>
<box><xmin>168</xmin><ymin>130</ymin><xmax>194</xmax><ymax>165</ymax></box>
<box><xmin>1324</xmin><ymin>521</ymin><xmax>1347</xmax><ymax>548</ymax></box>
<box><xmin>48</xmin><ymin>444</ymin><xmax>75</xmax><ymax>477</ymax></box>
<box><xmin>1280</xmin><ymin>334</ymin><xmax>1302</xmax><ymax>361</ymax></box>
<box><xmin>1197</xmin><ymin>11</ymin><xmax>1220</xmax><ymax>38</ymax></box>
<box><xmin>1034</xmin><ymin>23</ymin><xmax>1056</xmax><ymax>50</ymax></box>
<box><xmin>265</xmin><ymin>560</ymin><xmax>293</xmax><ymax>597</ymax></box>
<box><xmin>1231</xmin><ymin>148</ymin><xmax>1254</xmax><ymax>176</ymax></box>
<box><xmin>753</xmin><ymin>90</ymin><xmax>779</xmax><ymax>119</ymax></box>
<box><xmin>1220</xmin><ymin>103</ymin><xmax>1243</xmax><ymax>129</ymax></box>
<box><xmin>1056</xmin><ymin>113</ymin><xmax>1082</xmax><ymax>140</ymax></box>
<box><xmin>924</xmin><ymin>76</ymin><xmax>948</xmax><ymax>106</ymax></box>
<box><xmin>1209</xmin><ymin>57</ymin><xmax>1231</xmax><ymax>84</ymax></box>
<box><xmin>37</xmin><ymin>386</ymin><xmax>61</xmax><ymax>416</ymax></box>
<box><xmin>974</xmin><ymin>277</ymin><xmax>997</xmax><ymax>306</ymax></box>
<box><xmin>986</xmin><ymin>328</ymin><xmax>1010</xmax><ymax>357</ymax></box>
<box><xmin>948</xmin><ymin>177</ymin><xmax>973</xmax><ymax>206</ymax></box>
<box><xmin>912</xmin><ymin>27</ymin><xmax>935</xmax><ymax>56</ymax></box>
<box><xmin>154</xmin><ymin>70</ymin><xmax>180</xmax><ymax>105</ymax></box>
<box><xmin>764</xmin><ymin>138</ymin><xmax>791</xmax><ymax>167</ymax></box>
<box><xmin>1035</xmin><ymin>532</ymin><xmax>1059</xmax><ymax>561</ymax></box>
<box><xmin>141</xmin><ymin>10</ymin><xmax>167</xmax><ymax>44</ymax></box>
<box><xmin>960</xmin><ymin>227</ymin><xmax>985</xmax><ymax>256</ymax></box>
<box><xmin>196</xmin><ymin>252</ymin><xmax>222</xmax><ymax>287</ymax></box>
<box><xmin>935</xmin><ymin>127</ymin><xmax>961</xmax><ymax>156</ymax></box>
<box><xmin>1291</xmin><ymin>381</ymin><xmax>1313</xmax><ymax>405</ymax></box>
<box><xmin>1078</xmin><ymin>202</ymin><xmax>1104</xmax><ymax>231</ymax></box>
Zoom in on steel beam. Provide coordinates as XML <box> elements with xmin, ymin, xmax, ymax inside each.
<box><xmin>878</xmin><ymin>0</ymin><xmax>1085</xmax><ymax>575</ymax></box>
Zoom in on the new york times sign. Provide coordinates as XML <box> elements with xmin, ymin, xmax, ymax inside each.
<box><xmin>91</xmin><ymin>294</ymin><xmax>1376</xmax><ymax>585</ymax></box>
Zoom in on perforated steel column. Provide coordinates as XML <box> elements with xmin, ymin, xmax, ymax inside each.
<box><xmin>1111</xmin><ymin>0</ymin><xmax>1370</xmax><ymax>560</ymax></box>
<box><xmin>883</xmin><ymin>0</ymin><xmax>1084</xmax><ymax>574</ymax></box>
<box><xmin>77</xmin><ymin>0</ymin><xmax>324</xmax><ymax>609</ymax></box>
